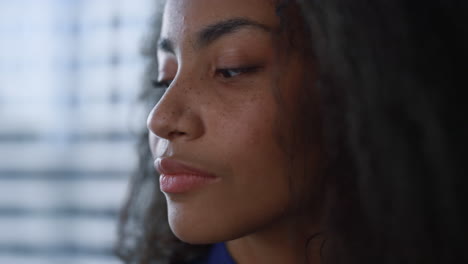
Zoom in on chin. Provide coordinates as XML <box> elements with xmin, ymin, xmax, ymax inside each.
<box><xmin>163</xmin><ymin>182</ymin><xmax>292</xmax><ymax>245</ymax></box>
<box><xmin>167</xmin><ymin>202</ymin><xmax>246</xmax><ymax>245</ymax></box>
<box><xmin>168</xmin><ymin>215</ymin><xmax>228</xmax><ymax>245</ymax></box>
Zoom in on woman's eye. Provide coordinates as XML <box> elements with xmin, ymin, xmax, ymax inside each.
<box><xmin>216</xmin><ymin>66</ymin><xmax>259</xmax><ymax>79</ymax></box>
<box><xmin>152</xmin><ymin>79</ymin><xmax>172</xmax><ymax>89</ymax></box>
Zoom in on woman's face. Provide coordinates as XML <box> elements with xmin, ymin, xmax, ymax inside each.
<box><xmin>148</xmin><ymin>0</ymin><xmax>313</xmax><ymax>244</ymax></box>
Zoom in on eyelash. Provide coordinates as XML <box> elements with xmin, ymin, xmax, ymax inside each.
<box><xmin>152</xmin><ymin>66</ymin><xmax>260</xmax><ymax>89</ymax></box>
<box><xmin>152</xmin><ymin>79</ymin><xmax>172</xmax><ymax>89</ymax></box>
<box><xmin>215</xmin><ymin>66</ymin><xmax>260</xmax><ymax>79</ymax></box>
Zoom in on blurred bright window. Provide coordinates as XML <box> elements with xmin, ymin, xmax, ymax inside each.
<box><xmin>0</xmin><ymin>0</ymin><xmax>154</xmax><ymax>263</ymax></box>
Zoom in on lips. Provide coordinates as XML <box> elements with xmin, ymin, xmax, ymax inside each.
<box><xmin>155</xmin><ymin>158</ymin><xmax>219</xmax><ymax>193</ymax></box>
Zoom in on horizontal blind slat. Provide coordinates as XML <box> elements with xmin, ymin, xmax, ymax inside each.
<box><xmin>0</xmin><ymin>217</ymin><xmax>117</xmax><ymax>247</ymax></box>
<box><xmin>0</xmin><ymin>179</ymin><xmax>128</xmax><ymax>210</ymax></box>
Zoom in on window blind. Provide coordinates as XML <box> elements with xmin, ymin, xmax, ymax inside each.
<box><xmin>0</xmin><ymin>0</ymin><xmax>154</xmax><ymax>263</ymax></box>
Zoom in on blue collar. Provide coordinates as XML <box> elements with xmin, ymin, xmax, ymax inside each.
<box><xmin>204</xmin><ymin>243</ymin><xmax>236</xmax><ymax>264</ymax></box>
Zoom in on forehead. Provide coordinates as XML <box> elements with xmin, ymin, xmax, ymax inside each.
<box><xmin>161</xmin><ymin>0</ymin><xmax>279</xmax><ymax>40</ymax></box>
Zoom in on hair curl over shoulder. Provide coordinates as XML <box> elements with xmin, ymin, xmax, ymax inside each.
<box><xmin>299</xmin><ymin>0</ymin><xmax>468</xmax><ymax>263</ymax></box>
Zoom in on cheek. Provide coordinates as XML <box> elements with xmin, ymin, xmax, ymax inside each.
<box><xmin>205</xmin><ymin>90</ymin><xmax>282</xmax><ymax>168</ymax></box>
<box><xmin>167</xmin><ymin>91</ymin><xmax>294</xmax><ymax>244</ymax></box>
<box><xmin>210</xmin><ymin>97</ymin><xmax>292</xmax><ymax>225</ymax></box>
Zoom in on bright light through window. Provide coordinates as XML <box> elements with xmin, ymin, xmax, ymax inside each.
<box><xmin>0</xmin><ymin>0</ymin><xmax>154</xmax><ymax>263</ymax></box>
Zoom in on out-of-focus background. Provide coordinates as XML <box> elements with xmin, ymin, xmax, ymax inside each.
<box><xmin>0</xmin><ymin>0</ymin><xmax>155</xmax><ymax>263</ymax></box>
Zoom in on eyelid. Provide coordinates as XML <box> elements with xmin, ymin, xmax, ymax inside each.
<box><xmin>215</xmin><ymin>65</ymin><xmax>261</xmax><ymax>79</ymax></box>
<box><xmin>156</xmin><ymin>54</ymin><xmax>177</xmax><ymax>88</ymax></box>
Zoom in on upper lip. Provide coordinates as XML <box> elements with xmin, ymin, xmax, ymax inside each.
<box><xmin>155</xmin><ymin>157</ymin><xmax>217</xmax><ymax>178</ymax></box>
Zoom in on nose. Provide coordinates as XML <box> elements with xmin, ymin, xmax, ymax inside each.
<box><xmin>146</xmin><ymin>82</ymin><xmax>204</xmax><ymax>141</ymax></box>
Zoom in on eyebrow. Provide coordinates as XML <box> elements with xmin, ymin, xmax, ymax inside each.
<box><xmin>197</xmin><ymin>17</ymin><xmax>271</xmax><ymax>48</ymax></box>
<box><xmin>157</xmin><ymin>17</ymin><xmax>271</xmax><ymax>54</ymax></box>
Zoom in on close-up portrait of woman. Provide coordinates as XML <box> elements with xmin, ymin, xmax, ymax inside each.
<box><xmin>116</xmin><ymin>0</ymin><xmax>467</xmax><ymax>263</ymax></box>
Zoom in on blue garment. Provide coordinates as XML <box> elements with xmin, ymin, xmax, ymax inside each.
<box><xmin>193</xmin><ymin>243</ymin><xmax>236</xmax><ymax>264</ymax></box>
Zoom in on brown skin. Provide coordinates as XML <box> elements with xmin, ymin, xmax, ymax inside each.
<box><xmin>147</xmin><ymin>0</ymin><xmax>322</xmax><ymax>263</ymax></box>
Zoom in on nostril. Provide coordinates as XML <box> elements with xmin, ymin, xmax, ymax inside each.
<box><xmin>168</xmin><ymin>130</ymin><xmax>187</xmax><ymax>139</ymax></box>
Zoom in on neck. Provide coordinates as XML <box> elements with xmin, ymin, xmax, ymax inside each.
<box><xmin>226</xmin><ymin>213</ymin><xmax>323</xmax><ymax>264</ymax></box>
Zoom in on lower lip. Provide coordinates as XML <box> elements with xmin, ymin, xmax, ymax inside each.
<box><xmin>160</xmin><ymin>174</ymin><xmax>219</xmax><ymax>193</ymax></box>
